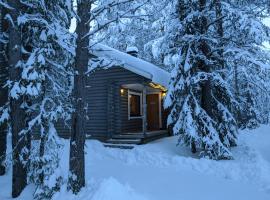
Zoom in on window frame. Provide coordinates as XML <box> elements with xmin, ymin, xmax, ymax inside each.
<box><xmin>128</xmin><ymin>90</ymin><xmax>143</xmax><ymax>120</ymax></box>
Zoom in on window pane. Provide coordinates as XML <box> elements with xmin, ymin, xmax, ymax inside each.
<box><xmin>130</xmin><ymin>94</ymin><xmax>141</xmax><ymax>117</ymax></box>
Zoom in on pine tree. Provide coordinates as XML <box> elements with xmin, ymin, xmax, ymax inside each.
<box><xmin>222</xmin><ymin>0</ymin><xmax>270</xmax><ymax>129</ymax></box>
<box><xmin>149</xmin><ymin>0</ymin><xmax>270</xmax><ymax>159</ymax></box>
<box><xmin>14</xmin><ymin>1</ymin><xmax>74</xmax><ymax>199</ymax></box>
<box><xmin>6</xmin><ymin>0</ymin><xmax>31</xmax><ymax>197</ymax></box>
<box><xmin>97</xmin><ymin>0</ymin><xmax>164</xmax><ymax>64</ymax></box>
<box><xmin>162</xmin><ymin>0</ymin><xmax>238</xmax><ymax>159</ymax></box>
<box><xmin>0</xmin><ymin>3</ymin><xmax>8</xmax><ymax>176</ymax></box>
<box><xmin>1</xmin><ymin>0</ymin><xmax>74</xmax><ymax>197</ymax></box>
<box><xmin>145</xmin><ymin>0</ymin><xmax>180</xmax><ymax>68</ymax></box>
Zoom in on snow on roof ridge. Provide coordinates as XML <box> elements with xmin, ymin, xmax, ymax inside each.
<box><xmin>126</xmin><ymin>46</ymin><xmax>139</xmax><ymax>53</ymax></box>
<box><xmin>93</xmin><ymin>44</ymin><xmax>170</xmax><ymax>88</ymax></box>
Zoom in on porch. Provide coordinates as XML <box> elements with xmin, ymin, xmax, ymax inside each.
<box><xmin>105</xmin><ymin>129</ymin><xmax>169</xmax><ymax>148</ymax></box>
<box><xmin>105</xmin><ymin>82</ymin><xmax>169</xmax><ymax>147</ymax></box>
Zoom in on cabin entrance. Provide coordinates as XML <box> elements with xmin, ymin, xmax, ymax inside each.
<box><xmin>121</xmin><ymin>83</ymin><xmax>165</xmax><ymax>134</ymax></box>
<box><xmin>147</xmin><ymin>94</ymin><xmax>160</xmax><ymax>131</ymax></box>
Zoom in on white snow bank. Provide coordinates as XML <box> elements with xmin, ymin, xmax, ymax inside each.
<box><xmin>52</xmin><ymin>177</ymin><xmax>149</xmax><ymax>200</ymax></box>
<box><xmin>1</xmin><ymin>126</ymin><xmax>270</xmax><ymax>200</ymax></box>
<box><xmin>93</xmin><ymin>44</ymin><xmax>170</xmax><ymax>87</ymax></box>
<box><xmin>240</xmin><ymin>125</ymin><xmax>270</xmax><ymax>162</ymax></box>
<box><xmin>0</xmin><ymin>171</ymin><xmax>35</xmax><ymax>200</ymax></box>
<box><xmin>91</xmin><ymin>178</ymin><xmax>148</xmax><ymax>200</ymax></box>
<box><xmin>82</xmin><ymin>128</ymin><xmax>270</xmax><ymax>194</ymax></box>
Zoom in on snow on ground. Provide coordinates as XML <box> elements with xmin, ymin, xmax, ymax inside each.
<box><xmin>52</xmin><ymin>178</ymin><xmax>148</xmax><ymax>200</ymax></box>
<box><xmin>1</xmin><ymin>125</ymin><xmax>270</xmax><ymax>200</ymax></box>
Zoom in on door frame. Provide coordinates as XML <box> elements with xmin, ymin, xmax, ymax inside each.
<box><xmin>146</xmin><ymin>92</ymin><xmax>162</xmax><ymax>129</ymax></box>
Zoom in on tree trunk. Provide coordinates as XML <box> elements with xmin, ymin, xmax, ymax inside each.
<box><xmin>38</xmin><ymin>119</ymin><xmax>48</xmax><ymax>185</ymax></box>
<box><xmin>7</xmin><ymin>1</ymin><xmax>29</xmax><ymax>197</ymax></box>
<box><xmin>199</xmin><ymin>0</ymin><xmax>213</xmax><ymax>121</ymax></box>
<box><xmin>233</xmin><ymin>62</ymin><xmax>241</xmax><ymax>126</ymax></box>
<box><xmin>215</xmin><ymin>0</ymin><xmax>225</xmax><ymax>71</ymax></box>
<box><xmin>0</xmin><ymin>6</ymin><xmax>8</xmax><ymax>176</ymax></box>
<box><xmin>68</xmin><ymin>1</ymin><xmax>92</xmax><ymax>194</ymax></box>
<box><xmin>214</xmin><ymin>0</ymin><xmax>228</xmax><ymax>124</ymax></box>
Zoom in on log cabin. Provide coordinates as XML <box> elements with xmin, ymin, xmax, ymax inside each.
<box><xmin>56</xmin><ymin>44</ymin><xmax>171</xmax><ymax>145</ymax></box>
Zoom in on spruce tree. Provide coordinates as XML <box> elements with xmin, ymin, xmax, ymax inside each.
<box><xmin>6</xmin><ymin>0</ymin><xmax>31</xmax><ymax>197</ymax></box>
<box><xmin>0</xmin><ymin>3</ymin><xmax>8</xmax><ymax>176</ymax></box>
<box><xmin>97</xmin><ymin>0</ymin><xmax>165</xmax><ymax>65</ymax></box>
<box><xmin>222</xmin><ymin>0</ymin><xmax>270</xmax><ymax>129</ymax></box>
<box><xmin>163</xmin><ymin>0</ymin><xmax>238</xmax><ymax>159</ymax></box>
<box><xmin>156</xmin><ymin>0</ymin><xmax>270</xmax><ymax>158</ymax></box>
<box><xmin>15</xmin><ymin>1</ymin><xmax>73</xmax><ymax>199</ymax></box>
<box><xmin>1</xmin><ymin>0</ymin><xmax>74</xmax><ymax>197</ymax></box>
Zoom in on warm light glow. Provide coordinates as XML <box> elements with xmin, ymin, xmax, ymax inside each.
<box><xmin>162</xmin><ymin>92</ymin><xmax>167</xmax><ymax>98</ymax></box>
<box><xmin>149</xmin><ymin>83</ymin><xmax>167</xmax><ymax>92</ymax></box>
<box><xmin>120</xmin><ymin>89</ymin><xmax>125</xmax><ymax>95</ymax></box>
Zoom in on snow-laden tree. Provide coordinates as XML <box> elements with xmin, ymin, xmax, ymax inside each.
<box><xmin>2</xmin><ymin>1</ymin><xmax>32</xmax><ymax>197</ymax></box>
<box><xmin>0</xmin><ymin>3</ymin><xmax>8</xmax><ymax>176</ymax></box>
<box><xmin>222</xmin><ymin>1</ymin><xmax>270</xmax><ymax>129</ymax></box>
<box><xmin>1</xmin><ymin>0</ymin><xmax>74</xmax><ymax>198</ymax></box>
<box><xmin>151</xmin><ymin>0</ymin><xmax>270</xmax><ymax>159</ymax></box>
<box><xmin>16</xmin><ymin>1</ymin><xmax>74</xmax><ymax>199</ymax></box>
<box><xmin>157</xmin><ymin>0</ymin><xmax>238</xmax><ymax>160</ymax></box>
<box><xmin>96</xmin><ymin>0</ymin><xmax>166</xmax><ymax>65</ymax></box>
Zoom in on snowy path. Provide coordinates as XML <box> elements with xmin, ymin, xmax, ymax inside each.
<box><xmin>87</xmin><ymin>158</ymin><xmax>270</xmax><ymax>200</ymax></box>
<box><xmin>1</xmin><ymin>125</ymin><xmax>270</xmax><ymax>200</ymax></box>
<box><xmin>241</xmin><ymin>127</ymin><xmax>270</xmax><ymax>163</ymax></box>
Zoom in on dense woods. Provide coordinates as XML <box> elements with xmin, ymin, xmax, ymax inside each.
<box><xmin>0</xmin><ymin>3</ymin><xmax>8</xmax><ymax>176</ymax></box>
<box><xmin>0</xmin><ymin>0</ymin><xmax>269</xmax><ymax>199</ymax></box>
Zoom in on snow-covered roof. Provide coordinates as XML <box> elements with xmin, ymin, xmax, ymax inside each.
<box><xmin>93</xmin><ymin>44</ymin><xmax>170</xmax><ymax>88</ymax></box>
<box><xmin>126</xmin><ymin>46</ymin><xmax>139</xmax><ymax>53</ymax></box>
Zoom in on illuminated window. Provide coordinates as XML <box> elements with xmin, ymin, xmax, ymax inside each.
<box><xmin>128</xmin><ymin>91</ymin><xmax>142</xmax><ymax>119</ymax></box>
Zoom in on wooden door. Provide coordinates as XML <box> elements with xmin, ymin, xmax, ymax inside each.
<box><xmin>147</xmin><ymin>94</ymin><xmax>160</xmax><ymax>131</ymax></box>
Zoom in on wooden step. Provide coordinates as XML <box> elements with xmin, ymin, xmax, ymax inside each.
<box><xmin>142</xmin><ymin>133</ymin><xmax>168</xmax><ymax>144</ymax></box>
<box><xmin>104</xmin><ymin>143</ymin><xmax>135</xmax><ymax>149</ymax></box>
<box><xmin>112</xmin><ymin>134</ymin><xmax>144</xmax><ymax>139</ymax></box>
<box><xmin>106</xmin><ymin>138</ymin><xmax>142</xmax><ymax>145</ymax></box>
